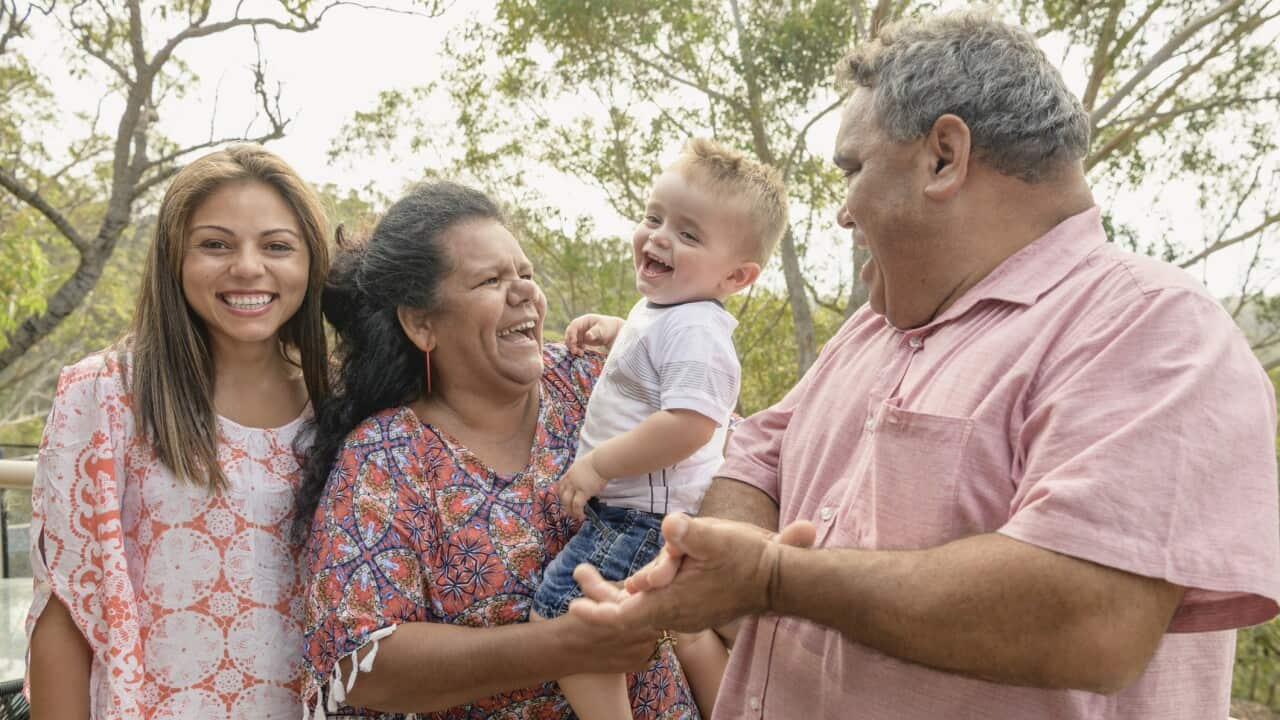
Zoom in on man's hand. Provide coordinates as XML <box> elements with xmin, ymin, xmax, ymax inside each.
<box><xmin>568</xmin><ymin>513</ymin><xmax>816</xmax><ymax>633</ymax></box>
<box><xmin>566</xmin><ymin>314</ymin><xmax>626</xmax><ymax>353</ymax></box>
<box><xmin>557</xmin><ymin>452</ymin><xmax>609</xmax><ymax>520</ymax></box>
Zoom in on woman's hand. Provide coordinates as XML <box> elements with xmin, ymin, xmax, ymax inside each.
<box><xmin>557</xmin><ymin>452</ymin><xmax>608</xmax><ymax>520</ymax></box>
<box><xmin>551</xmin><ymin>598</ymin><xmax>660</xmax><ymax>675</ymax></box>
<box><xmin>565</xmin><ymin>314</ymin><xmax>625</xmax><ymax>353</ymax></box>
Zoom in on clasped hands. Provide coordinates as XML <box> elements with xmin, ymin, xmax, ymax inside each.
<box><xmin>567</xmin><ymin>512</ymin><xmax>818</xmax><ymax>636</ymax></box>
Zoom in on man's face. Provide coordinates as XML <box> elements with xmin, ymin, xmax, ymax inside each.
<box><xmin>832</xmin><ymin>88</ymin><xmax>936</xmax><ymax>327</ymax></box>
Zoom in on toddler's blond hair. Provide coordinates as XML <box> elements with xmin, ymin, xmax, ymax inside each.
<box><xmin>669</xmin><ymin>138</ymin><xmax>788</xmax><ymax>264</ymax></box>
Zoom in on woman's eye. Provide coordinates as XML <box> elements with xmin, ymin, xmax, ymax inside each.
<box><xmin>199</xmin><ymin>239</ymin><xmax>229</xmax><ymax>250</ymax></box>
<box><xmin>267</xmin><ymin>242</ymin><xmax>294</xmax><ymax>252</ymax></box>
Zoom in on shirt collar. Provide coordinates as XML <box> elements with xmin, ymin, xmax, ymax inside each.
<box><xmin>923</xmin><ymin>205</ymin><xmax>1107</xmax><ymax>329</ymax></box>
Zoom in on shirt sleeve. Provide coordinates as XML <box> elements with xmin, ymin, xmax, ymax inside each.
<box><xmin>25</xmin><ymin>354</ymin><xmax>145</xmax><ymax>708</ymax></box>
<box><xmin>717</xmin><ymin>313</ymin><xmax>866</xmax><ymax>502</ymax></box>
<box><xmin>649</xmin><ymin>317</ymin><xmax>740</xmax><ymax>424</ymax></box>
<box><xmin>999</xmin><ymin>288</ymin><xmax>1280</xmax><ymax>632</ymax></box>
<box><xmin>300</xmin><ymin>413</ymin><xmax>437</xmax><ymax>715</ymax></box>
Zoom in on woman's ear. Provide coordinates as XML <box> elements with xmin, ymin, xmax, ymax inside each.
<box><xmin>924</xmin><ymin>113</ymin><xmax>970</xmax><ymax>201</ymax></box>
<box><xmin>396</xmin><ymin>306</ymin><xmax>435</xmax><ymax>352</ymax></box>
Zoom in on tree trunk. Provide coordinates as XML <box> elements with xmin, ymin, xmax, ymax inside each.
<box><xmin>777</xmin><ymin>227</ymin><xmax>817</xmax><ymax>373</ymax></box>
<box><xmin>845</xmin><ymin>243</ymin><xmax>871</xmax><ymax>319</ymax></box>
<box><xmin>0</xmin><ymin>247</ymin><xmax>114</xmax><ymax>371</ymax></box>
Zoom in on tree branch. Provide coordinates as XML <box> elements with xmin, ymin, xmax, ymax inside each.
<box><xmin>1086</xmin><ymin>15</ymin><xmax>1250</xmax><ymax>170</ymax></box>
<box><xmin>782</xmin><ymin>94</ymin><xmax>847</xmax><ymax>180</ymax></box>
<box><xmin>1098</xmin><ymin>94</ymin><xmax>1280</xmax><ymax>130</ymax></box>
<box><xmin>1081</xmin><ymin>0</ymin><xmax>1123</xmax><ymax>112</ymax></box>
<box><xmin>1179</xmin><ymin>212</ymin><xmax>1280</xmax><ymax>268</ymax></box>
<box><xmin>0</xmin><ymin>166</ymin><xmax>90</xmax><ymax>252</ymax></box>
<box><xmin>0</xmin><ymin>0</ymin><xmax>52</xmax><ymax>55</ymax></box>
<box><xmin>1090</xmin><ymin>0</ymin><xmax>1242</xmax><ymax>129</ymax></box>
<box><xmin>613</xmin><ymin>44</ymin><xmax>744</xmax><ymax>112</ymax></box>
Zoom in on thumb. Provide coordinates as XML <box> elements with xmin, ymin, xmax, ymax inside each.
<box><xmin>661</xmin><ymin>512</ymin><xmax>720</xmax><ymax>558</ymax></box>
<box><xmin>777</xmin><ymin>520</ymin><xmax>816</xmax><ymax>549</ymax></box>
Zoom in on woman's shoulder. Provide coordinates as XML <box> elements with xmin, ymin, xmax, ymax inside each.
<box><xmin>541</xmin><ymin>343</ymin><xmax>605</xmax><ymax>408</ymax></box>
<box><xmin>40</xmin><ymin>349</ymin><xmax>132</xmax><ymax>451</ymax></box>
<box><xmin>56</xmin><ymin>349</ymin><xmax>128</xmax><ymax>397</ymax></box>
<box><xmin>337</xmin><ymin>405</ymin><xmax>422</xmax><ymax>454</ymax></box>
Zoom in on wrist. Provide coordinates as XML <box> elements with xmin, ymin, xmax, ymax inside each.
<box><xmin>587</xmin><ymin>445</ymin><xmax>615</xmax><ymax>482</ymax></box>
<box><xmin>757</xmin><ymin>540</ymin><xmax>787</xmax><ymax>615</ymax></box>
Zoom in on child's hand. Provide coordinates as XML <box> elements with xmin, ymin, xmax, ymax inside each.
<box><xmin>565</xmin><ymin>314</ymin><xmax>625</xmax><ymax>354</ymax></box>
<box><xmin>557</xmin><ymin>453</ymin><xmax>609</xmax><ymax>520</ymax></box>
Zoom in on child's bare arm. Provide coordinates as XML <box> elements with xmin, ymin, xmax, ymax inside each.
<box><xmin>557</xmin><ymin>410</ymin><xmax>717</xmax><ymax>520</ymax></box>
<box><xmin>565</xmin><ymin>314</ymin><xmax>626</xmax><ymax>353</ymax></box>
<box><xmin>591</xmin><ymin>409</ymin><xmax>716</xmax><ymax>480</ymax></box>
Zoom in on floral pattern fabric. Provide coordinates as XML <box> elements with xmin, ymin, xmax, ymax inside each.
<box><xmin>301</xmin><ymin>344</ymin><xmax>697</xmax><ymax>719</ymax></box>
<box><xmin>24</xmin><ymin>352</ymin><xmax>310</xmax><ymax>719</ymax></box>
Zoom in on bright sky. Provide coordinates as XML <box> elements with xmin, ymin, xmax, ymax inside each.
<box><xmin>21</xmin><ymin>0</ymin><xmax>1274</xmax><ymax>298</ymax></box>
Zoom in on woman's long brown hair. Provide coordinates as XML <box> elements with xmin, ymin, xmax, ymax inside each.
<box><xmin>128</xmin><ymin>144</ymin><xmax>330</xmax><ymax>491</ymax></box>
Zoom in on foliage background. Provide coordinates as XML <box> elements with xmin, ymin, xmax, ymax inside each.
<box><xmin>2</xmin><ymin>0</ymin><xmax>1279</xmax><ymax>708</ymax></box>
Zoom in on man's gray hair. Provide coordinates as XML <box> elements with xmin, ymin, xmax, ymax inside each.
<box><xmin>837</xmin><ymin>11</ymin><xmax>1090</xmax><ymax>182</ymax></box>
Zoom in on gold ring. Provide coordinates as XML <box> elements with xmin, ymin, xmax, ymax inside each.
<box><xmin>649</xmin><ymin>630</ymin><xmax>677</xmax><ymax>662</ymax></box>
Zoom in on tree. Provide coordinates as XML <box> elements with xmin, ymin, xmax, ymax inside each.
<box><xmin>0</xmin><ymin>0</ymin><xmax>443</xmax><ymax>374</ymax></box>
<box><xmin>334</xmin><ymin>0</ymin><xmax>1279</xmax><ymax>382</ymax></box>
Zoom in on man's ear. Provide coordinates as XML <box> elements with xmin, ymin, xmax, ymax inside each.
<box><xmin>723</xmin><ymin>261</ymin><xmax>762</xmax><ymax>294</ymax></box>
<box><xmin>396</xmin><ymin>305</ymin><xmax>436</xmax><ymax>352</ymax></box>
<box><xmin>924</xmin><ymin>113</ymin><xmax>970</xmax><ymax>201</ymax></box>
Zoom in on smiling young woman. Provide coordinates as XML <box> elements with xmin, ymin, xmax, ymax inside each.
<box><xmin>25</xmin><ymin>145</ymin><xmax>331</xmax><ymax>719</ymax></box>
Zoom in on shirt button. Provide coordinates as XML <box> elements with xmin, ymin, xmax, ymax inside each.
<box><xmin>908</xmin><ymin>335</ymin><xmax>923</xmax><ymax>349</ymax></box>
<box><xmin>749</xmin><ymin>696</ymin><xmax>762</xmax><ymax>712</ymax></box>
<box><xmin>820</xmin><ymin>506</ymin><xmax>833</xmax><ymax>521</ymax></box>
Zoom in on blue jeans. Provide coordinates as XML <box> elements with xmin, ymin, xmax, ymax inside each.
<box><xmin>532</xmin><ymin>500</ymin><xmax>665</xmax><ymax>618</ymax></box>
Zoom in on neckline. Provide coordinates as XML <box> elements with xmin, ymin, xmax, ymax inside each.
<box><xmin>406</xmin><ymin>386</ymin><xmax>547</xmax><ymax>478</ymax></box>
<box><xmin>216</xmin><ymin>403</ymin><xmax>311</xmax><ymax>434</ymax></box>
<box><xmin>645</xmin><ymin>298</ymin><xmax>726</xmax><ymax>310</ymax></box>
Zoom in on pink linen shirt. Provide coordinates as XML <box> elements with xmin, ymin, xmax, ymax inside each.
<box><xmin>715</xmin><ymin>207</ymin><xmax>1280</xmax><ymax>720</ymax></box>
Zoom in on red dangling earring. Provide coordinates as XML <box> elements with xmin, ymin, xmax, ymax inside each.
<box><xmin>424</xmin><ymin>348</ymin><xmax>432</xmax><ymax>394</ymax></box>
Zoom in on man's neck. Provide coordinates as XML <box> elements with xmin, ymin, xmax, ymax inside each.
<box><xmin>917</xmin><ymin>168</ymin><xmax>1095</xmax><ymax>326</ymax></box>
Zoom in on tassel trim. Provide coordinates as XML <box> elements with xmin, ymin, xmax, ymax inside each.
<box><xmin>303</xmin><ymin>624</ymin><xmax>398</xmax><ymax>719</ymax></box>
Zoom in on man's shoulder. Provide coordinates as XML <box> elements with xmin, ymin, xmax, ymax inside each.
<box><xmin>1066</xmin><ymin>242</ymin><xmax>1223</xmax><ymax>315</ymax></box>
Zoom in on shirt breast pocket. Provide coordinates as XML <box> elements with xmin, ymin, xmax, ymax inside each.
<box><xmin>859</xmin><ymin>401</ymin><xmax>974</xmax><ymax>550</ymax></box>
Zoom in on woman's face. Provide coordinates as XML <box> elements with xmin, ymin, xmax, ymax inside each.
<box><xmin>181</xmin><ymin>180</ymin><xmax>310</xmax><ymax>359</ymax></box>
<box><xmin>428</xmin><ymin>219</ymin><xmax>546</xmax><ymax>394</ymax></box>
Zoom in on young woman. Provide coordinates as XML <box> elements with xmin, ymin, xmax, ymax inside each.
<box><xmin>25</xmin><ymin>145</ymin><xmax>330</xmax><ymax>719</ymax></box>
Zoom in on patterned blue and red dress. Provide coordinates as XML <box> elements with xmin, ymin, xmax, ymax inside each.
<box><xmin>300</xmin><ymin>344</ymin><xmax>698</xmax><ymax>719</ymax></box>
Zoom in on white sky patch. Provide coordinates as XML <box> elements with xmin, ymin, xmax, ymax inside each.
<box><xmin>17</xmin><ymin>0</ymin><xmax>1276</xmax><ymax>298</ymax></box>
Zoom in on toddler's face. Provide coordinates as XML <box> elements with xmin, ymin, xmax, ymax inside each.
<box><xmin>632</xmin><ymin>170</ymin><xmax>755</xmax><ymax>305</ymax></box>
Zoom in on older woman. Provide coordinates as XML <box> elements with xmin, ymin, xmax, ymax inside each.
<box><xmin>296</xmin><ymin>181</ymin><xmax>697</xmax><ymax>719</ymax></box>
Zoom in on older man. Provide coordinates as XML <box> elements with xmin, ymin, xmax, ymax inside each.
<box><xmin>572</xmin><ymin>11</ymin><xmax>1280</xmax><ymax>720</ymax></box>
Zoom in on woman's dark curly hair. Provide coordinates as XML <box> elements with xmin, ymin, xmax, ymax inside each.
<box><xmin>294</xmin><ymin>181</ymin><xmax>505</xmax><ymax>541</ymax></box>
